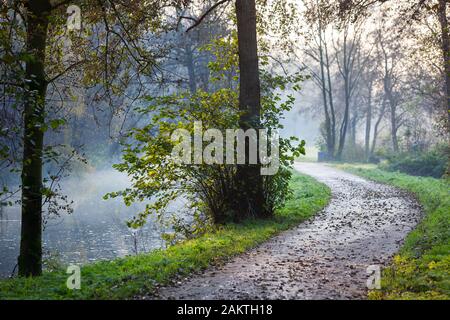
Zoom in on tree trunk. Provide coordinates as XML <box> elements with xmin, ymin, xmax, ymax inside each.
<box><xmin>336</xmin><ymin>80</ymin><xmax>350</xmax><ymax>160</ymax></box>
<box><xmin>371</xmin><ymin>99</ymin><xmax>386</xmax><ymax>156</ymax></box>
<box><xmin>324</xmin><ymin>40</ymin><xmax>336</xmax><ymax>157</ymax></box>
<box><xmin>185</xmin><ymin>43</ymin><xmax>197</xmax><ymax>94</ymax></box>
<box><xmin>385</xmin><ymin>78</ymin><xmax>399</xmax><ymax>152</ymax></box>
<box><xmin>365</xmin><ymin>87</ymin><xmax>372</xmax><ymax>161</ymax></box>
<box><xmin>438</xmin><ymin>0</ymin><xmax>450</xmax><ymax>128</ymax></box>
<box><xmin>18</xmin><ymin>1</ymin><xmax>51</xmax><ymax>277</ymax></box>
<box><xmin>381</xmin><ymin>44</ymin><xmax>399</xmax><ymax>152</ymax></box>
<box><xmin>318</xmin><ymin>38</ymin><xmax>332</xmax><ymax>157</ymax></box>
<box><xmin>390</xmin><ymin>103</ymin><xmax>399</xmax><ymax>152</ymax></box>
<box><xmin>234</xmin><ymin>0</ymin><xmax>267</xmax><ymax>219</ymax></box>
<box><xmin>335</xmin><ymin>34</ymin><xmax>351</xmax><ymax>161</ymax></box>
<box><xmin>349</xmin><ymin>114</ymin><xmax>357</xmax><ymax>146</ymax></box>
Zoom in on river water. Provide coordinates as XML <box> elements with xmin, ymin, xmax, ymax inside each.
<box><xmin>0</xmin><ymin>169</ymin><xmax>184</xmax><ymax>278</ymax></box>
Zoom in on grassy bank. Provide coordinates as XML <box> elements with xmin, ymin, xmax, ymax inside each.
<box><xmin>0</xmin><ymin>171</ymin><xmax>330</xmax><ymax>300</ymax></box>
<box><xmin>336</xmin><ymin>163</ymin><xmax>450</xmax><ymax>300</ymax></box>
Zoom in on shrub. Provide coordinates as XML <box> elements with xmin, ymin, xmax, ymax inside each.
<box><xmin>381</xmin><ymin>145</ymin><xmax>449</xmax><ymax>178</ymax></box>
<box><xmin>105</xmin><ymin>37</ymin><xmax>307</xmax><ymax>230</ymax></box>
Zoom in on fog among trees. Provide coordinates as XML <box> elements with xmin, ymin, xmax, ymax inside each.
<box><xmin>0</xmin><ymin>0</ymin><xmax>448</xmax><ymax>301</ymax></box>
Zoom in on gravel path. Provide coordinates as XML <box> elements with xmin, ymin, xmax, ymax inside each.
<box><xmin>149</xmin><ymin>163</ymin><xmax>423</xmax><ymax>300</ymax></box>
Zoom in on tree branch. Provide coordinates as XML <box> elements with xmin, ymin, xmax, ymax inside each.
<box><xmin>185</xmin><ymin>0</ymin><xmax>231</xmax><ymax>33</ymax></box>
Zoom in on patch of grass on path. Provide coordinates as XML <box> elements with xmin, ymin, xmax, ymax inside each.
<box><xmin>336</xmin><ymin>163</ymin><xmax>450</xmax><ymax>300</ymax></box>
<box><xmin>0</xmin><ymin>171</ymin><xmax>330</xmax><ymax>300</ymax></box>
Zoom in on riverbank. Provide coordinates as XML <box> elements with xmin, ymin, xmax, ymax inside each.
<box><xmin>0</xmin><ymin>171</ymin><xmax>330</xmax><ymax>299</ymax></box>
<box><xmin>335</xmin><ymin>163</ymin><xmax>450</xmax><ymax>300</ymax></box>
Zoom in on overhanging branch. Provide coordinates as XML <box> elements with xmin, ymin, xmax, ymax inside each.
<box><xmin>184</xmin><ymin>0</ymin><xmax>231</xmax><ymax>33</ymax></box>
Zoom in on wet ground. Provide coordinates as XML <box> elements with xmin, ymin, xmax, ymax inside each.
<box><xmin>148</xmin><ymin>163</ymin><xmax>423</xmax><ymax>300</ymax></box>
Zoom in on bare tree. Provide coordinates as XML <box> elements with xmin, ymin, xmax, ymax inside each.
<box><xmin>377</xmin><ymin>28</ymin><xmax>404</xmax><ymax>152</ymax></box>
<box><xmin>301</xmin><ymin>0</ymin><xmax>336</xmax><ymax>159</ymax></box>
<box><xmin>339</xmin><ymin>0</ymin><xmax>449</xmax><ymax>131</ymax></box>
<box><xmin>333</xmin><ymin>20</ymin><xmax>366</xmax><ymax>159</ymax></box>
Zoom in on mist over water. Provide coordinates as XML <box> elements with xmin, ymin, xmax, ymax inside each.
<box><xmin>0</xmin><ymin>87</ymin><xmax>320</xmax><ymax>278</ymax></box>
<box><xmin>0</xmin><ymin>90</ymin><xmax>320</xmax><ymax>278</ymax></box>
<box><xmin>0</xmin><ymin>100</ymin><xmax>317</xmax><ymax>279</ymax></box>
<box><xmin>0</xmin><ymin>168</ymin><xmax>184</xmax><ymax>278</ymax></box>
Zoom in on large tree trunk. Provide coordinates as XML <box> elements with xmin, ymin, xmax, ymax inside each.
<box><xmin>438</xmin><ymin>0</ymin><xmax>450</xmax><ymax>128</ymax></box>
<box><xmin>234</xmin><ymin>0</ymin><xmax>267</xmax><ymax>219</ymax></box>
<box><xmin>18</xmin><ymin>1</ymin><xmax>50</xmax><ymax>277</ymax></box>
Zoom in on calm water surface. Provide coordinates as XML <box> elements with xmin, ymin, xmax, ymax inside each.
<box><xmin>0</xmin><ymin>169</ymin><xmax>184</xmax><ymax>278</ymax></box>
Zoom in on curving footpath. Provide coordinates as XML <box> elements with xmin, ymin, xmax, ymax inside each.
<box><xmin>149</xmin><ymin>162</ymin><xmax>423</xmax><ymax>300</ymax></box>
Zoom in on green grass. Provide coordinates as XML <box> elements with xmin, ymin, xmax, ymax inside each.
<box><xmin>0</xmin><ymin>171</ymin><xmax>330</xmax><ymax>300</ymax></box>
<box><xmin>335</xmin><ymin>163</ymin><xmax>450</xmax><ymax>300</ymax></box>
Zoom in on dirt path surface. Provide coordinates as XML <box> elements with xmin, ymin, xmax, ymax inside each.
<box><xmin>149</xmin><ymin>163</ymin><xmax>423</xmax><ymax>300</ymax></box>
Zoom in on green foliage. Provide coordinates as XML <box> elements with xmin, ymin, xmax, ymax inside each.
<box><xmin>0</xmin><ymin>172</ymin><xmax>331</xmax><ymax>300</ymax></box>
<box><xmin>202</xmin><ymin>32</ymin><xmax>239</xmax><ymax>84</ymax></box>
<box><xmin>105</xmin><ymin>87</ymin><xmax>239</xmax><ymax>227</ymax></box>
<box><xmin>336</xmin><ymin>164</ymin><xmax>450</xmax><ymax>300</ymax></box>
<box><xmin>106</xmin><ymin>37</ymin><xmax>306</xmax><ymax>228</ymax></box>
<box><xmin>0</xmin><ymin>0</ymin><xmax>176</xmax><ymax>216</ymax></box>
<box><xmin>380</xmin><ymin>144</ymin><xmax>449</xmax><ymax>178</ymax></box>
